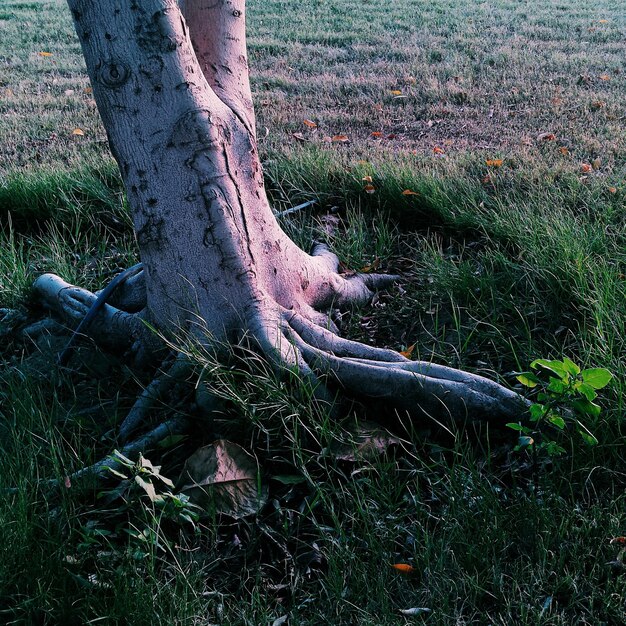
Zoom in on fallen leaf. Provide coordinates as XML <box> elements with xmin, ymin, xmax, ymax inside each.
<box><xmin>387</xmin><ymin>133</ymin><xmax>397</xmax><ymax>139</ymax></box>
<box><xmin>362</xmin><ymin>175</ymin><xmax>373</xmax><ymax>183</ymax></box>
<box><xmin>370</xmin><ymin>131</ymin><xmax>383</xmax><ymax>138</ymax></box>
<box><xmin>179</xmin><ymin>440</ymin><xmax>266</xmax><ymax>518</ymax></box>
<box><xmin>400</xmin><ymin>608</ymin><xmax>432</xmax><ymax>616</ymax></box>
<box><xmin>608</xmin><ymin>187</ymin><xmax>617</xmax><ymax>194</ymax></box>
<box><xmin>599</xmin><ymin>74</ymin><xmax>611</xmax><ymax>81</ymax></box>
<box><xmin>332</xmin><ymin>134</ymin><xmax>349</xmax><ymax>143</ymax></box>
<box><xmin>360</xmin><ymin>257</ymin><xmax>380</xmax><ymax>273</ymax></box>
<box><xmin>559</xmin><ymin>146</ymin><xmax>569</xmax><ymax>155</ymax></box>
<box><xmin>328</xmin><ymin>421</ymin><xmax>400</xmax><ymax>462</ymax></box>
<box><xmin>485</xmin><ymin>158</ymin><xmax>503</xmax><ymax>167</ymax></box>
<box><xmin>598</xmin><ymin>19</ymin><xmax>609</xmax><ymax>24</ymax></box>
<box><xmin>303</xmin><ymin>119</ymin><xmax>317</xmax><ymax>128</ymax></box>
<box><xmin>64</xmin><ymin>476</ymin><xmax>72</xmax><ymax>489</ymax></box>
<box><xmin>292</xmin><ymin>132</ymin><xmax>306</xmax><ymax>142</ymax></box>
<box><xmin>580</xmin><ymin>163</ymin><xmax>592</xmax><ymax>173</ymax></box>
<box><xmin>72</xmin><ymin>128</ymin><xmax>85</xmax><ymax>136</ymax></box>
<box><xmin>592</xmin><ymin>157</ymin><xmax>601</xmax><ymax>170</ymax></box>
<box><xmin>433</xmin><ymin>146</ymin><xmax>445</xmax><ymax>154</ymax></box>
<box><xmin>610</xmin><ymin>537</ymin><xmax>626</xmax><ymax>544</ymax></box>
<box><xmin>401</xmin><ymin>189</ymin><xmax>419</xmax><ymax>196</ymax></box>
<box><xmin>591</xmin><ymin>100</ymin><xmax>605</xmax><ymax>109</ymax></box>
<box><xmin>38</xmin><ymin>51</ymin><xmax>53</xmax><ymax>57</ymax></box>
<box><xmin>400</xmin><ymin>343</ymin><xmax>415</xmax><ymax>358</ymax></box>
<box><xmin>390</xmin><ymin>90</ymin><xmax>402</xmax><ymax>96</ymax></box>
<box><xmin>64</xmin><ymin>89</ymin><xmax>75</xmax><ymax>96</ymax></box>
<box><xmin>83</xmin><ymin>86</ymin><xmax>93</xmax><ymax>94</ymax></box>
<box><xmin>363</xmin><ymin>184</ymin><xmax>376</xmax><ymax>194</ymax></box>
<box><xmin>537</xmin><ymin>132</ymin><xmax>556</xmax><ymax>142</ymax></box>
<box><xmin>392</xmin><ymin>563</ymin><xmax>416</xmax><ymax>574</ymax></box>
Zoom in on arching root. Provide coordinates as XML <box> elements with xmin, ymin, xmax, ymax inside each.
<box><xmin>248</xmin><ymin>309</ymin><xmax>529</xmax><ymax>425</ymax></box>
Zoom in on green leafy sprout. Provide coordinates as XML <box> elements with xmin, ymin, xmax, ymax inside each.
<box><xmin>507</xmin><ymin>358</ymin><xmax>613</xmax><ymax>456</ymax></box>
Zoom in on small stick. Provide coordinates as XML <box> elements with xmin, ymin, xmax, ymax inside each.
<box><xmin>274</xmin><ymin>199</ymin><xmax>316</xmax><ymax>218</ymax></box>
<box><xmin>57</xmin><ymin>263</ymin><xmax>144</xmax><ymax>366</ymax></box>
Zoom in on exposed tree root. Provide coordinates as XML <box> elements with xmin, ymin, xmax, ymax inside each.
<box><xmin>31</xmin><ymin>264</ymin><xmax>528</xmax><ymax>492</ymax></box>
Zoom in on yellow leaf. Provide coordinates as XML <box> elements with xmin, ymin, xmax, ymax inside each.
<box><xmin>303</xmin><ymin>119</ymin><xmax>317</xmax><ymax>128</ymax></box>
<box><xmin>402</xmin><ymin>189</ymin><xmax>419</xmax><ymax>196</ymax></box>
<box><xmin>38</xmin><ymin>51</ymin><xmax>53</xmax><ymax>57</ymax></box>
<box><xmin>390</xmin><ymin>90</ymin><xmax>402</xmax><ymax>96</ymax></box>
<box><xmin>400</xmin><ymin>344</ymin><xmax>415</xmax><ymax>359</ymax></box>
<box><xmin>363</xmin><ymin>184</ymin><xmax>375</xmax><ymax>194</ymax></box>
<box><xmin>485</xmin><ymin>159</ymin><xmax>503</xmax><ymax>167</ymax></box>
<box><xmin>71</xmin><ymin>128</ymin><xmax>85</xmax><ymax>136</ymax></box>
<box><xmin>332</xmin><ymin>134</ymin><xmax>349</xmax><ymax>143</ymax></box>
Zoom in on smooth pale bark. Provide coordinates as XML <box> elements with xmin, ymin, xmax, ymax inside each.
<box><xmin>32</xmin><ymin>0</ymin><xmax>528</xmax><ymax>433</ymax></box>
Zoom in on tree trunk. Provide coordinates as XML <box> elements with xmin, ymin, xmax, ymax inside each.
<box><xmin>34</xmin><ymin>0</ymin><xmax>527</xmax><ymax>436</ymax></box>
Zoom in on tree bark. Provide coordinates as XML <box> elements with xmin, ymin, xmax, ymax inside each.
<box><xmin>33</xmin><ymin>0</ymin><xmax>528</xmax><ymax>432</ymax></box>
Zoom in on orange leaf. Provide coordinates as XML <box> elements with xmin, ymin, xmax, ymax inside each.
<box><xmin>362</xmin><ymin>175</ymin><xmax>373</xmax><ymax>183</ymax></box>
<box><xmin>38</xmin><ymin>51</ymin><xmax>53</xmax><ymax>57</ymax></box>
<box><xmin>608</xmin><ymin>187</ymin><xmax>617</xmax><ymax>194</ymax></box>
<box><xmin>433</xmin><ymin>146</ymin><xmax>445</xmax><ymax>154</ymax></box>
<box><xmin>559</xmin><ymin>146</ymin><xmax>569</xmax><ymax>155</ymax></box>
<box><xmin>332</xmin><ymin>134</ymin><xmax>349</xmax><ymax>143</ymax></box>
<box><xmin>390</xmin><ymin>90</ymin><xmax>402</xmax><ymax>96</ymax></box>
<box><xmin>400</xmin><ymin>344</ymin><xmax>415</xmax><ymax>359</ymax></box>
<box><xmin>392</xmin><ymin>563</ymin><xmax>416</xmax><ymax>574</ymax></box>
<box><xmin>83</xmin><ymin>86</ymin><xmax>93</xmax><ymax>94</ymax></box>
<box><xmin>537</xmin><ymin>132</ymin><xmax>556</xmax><ymax>142</ymax></box>
<box><xmin>360</xmin><ymin>257</ymin><xmax>380</xmax><ymax>273</ymax></box>
<box><xmin>363</xmin><ymin>184</ymin><xmax>376</xmax><ymax>194</ymax></box>
<box><xmin>303</xmin><ymin>119</ymin><xmax>317</xmax><ymax>128</ymax></box>
<box><xmin>370</xmin><ymin>131</ymin><xmax>383</xmax><ymax>138</ymax></box>
<box><xmin>599</xmin><ymin>74</ymin><xmax>611</xmax><ymax>81</ymax></box>
<box><xmin>580</xmin><ymin>163</ymin><xmax>592</xmax><ymax>173</ymax></box>
<box><xmin>598</xmin><ymin>19</ymin><xmax>609</xmax><ymax>24</ymax></box>
<box><xmin>485</xmin><ymin>159</ymin><xmax>503</xmax><ymax>168</ymax></box>
<box><xmin>402</xmin><ymin>189</ymin><xmax>419</xmax><ymax>196</ymax></box>
<box><xmin>71</xmin><ymin>128</ymin><xmax>85</xmax><ymax>136</ymax></box>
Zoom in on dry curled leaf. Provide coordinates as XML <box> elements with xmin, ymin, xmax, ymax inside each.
<box><xmin>71</xmin><ymin>128</ymin><xmax>85</xmax><ymax>136</ymax></box>
<box><xmin>179</xmin><ymin>440</ymin><xmax>266</xmax><ymax>518</ymax></box>
<box><xmin>362</xmin><ymin>175</ymin><xmax>373</xmax><ymax>183</ymax></box>
<box><xmin>559</xmin><ymin>146</ymin><xmax>569</xmax><ymax>155</ymax></box>
<box><xmin>390</xmin><ymin>90</ymin><xmax>402</xmax><ymax>96</ymax></box>
<box><xmin>363</xmin><ymin>184</ymin><xmax>376</xmax><ymax>194</ymax></box>
<box><xmin>38</xmin><ymin>51</ymin><xmax>53</xmax><ymax>57</ymax></box>
<box><xmin>599</xmin><ymin>74</ymin><xmax>611</xmax><ymax>81</ymax></box>
<box><xmin>328</xmin><ymin>421</ymin><xmax>400</xmax><ymax>462</ymax></box>
<box><xmin>608</xmin><ymin>187</ymin><xmax>617</xmax><ymax>194</ymax></box>
<box><xmin>392</xmin><ymin>563</ymin><xmax>416</xmax><ymax>574</ymax></box>
<box><xmin>370</xmin><ymin>131</ymin><xmax>383</xmax><ymax>138</ymax></box>
<box><xmin>359</xmin><ymin>257</ymin><xmax>380</xmax><ymax>273</ymax></box>
<box><xmin>433</xmin><ymin>146</ymin><xmax>445</xmax><ymax>154</ymax></box>
<box><xmin>537</xmin><ymin>132</ymin><xmax>556</xmax><ymax>142</ymax></box>
<box><xmin>303</xmin><ymin>119</ymin><xmax>317</xmax><ymax>128</ymax></box>
<box><xmin>580</xmin><ymin>163</ymin><xmax>592</xmax><ymax>173</ymax></box>
<box><xmin>402</xmin><ymin>189</ymin><xmax>419</xmax><ymax>196</ymax></box>
<box><xmin>399</xmin><ymin>343</ymin><xmax>415</xmax><ymax>358</ymax></box>
<box><xmin>485</xmin><ymin>158</ymin><xmax>503</xmax><ymax>167</ymax></box>
<box><xmin>291</xmin><ymin>132</ymin><xmax>306</xmax><ymax>142</ymax></box>
<box><xmin>332</xmin><ymin>134</ymin><xmax>349</xmax><ymax>143</ymax></box>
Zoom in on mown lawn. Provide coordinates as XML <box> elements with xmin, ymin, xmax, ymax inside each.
<box><xmin>0</xmin><ymin>0</ymin><xmax>625</xmax><ymax>624</ymax></box>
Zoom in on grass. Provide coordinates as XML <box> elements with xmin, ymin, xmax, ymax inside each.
<box><xmin>1</xmin><ymin>0</ymin><xmax>625</xmax><ymax>624</ymax></box>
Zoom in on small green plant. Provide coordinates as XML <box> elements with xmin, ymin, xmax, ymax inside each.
<box><xmin>508</xmin><ymin>358</ymin><xmax>613</xmax><ymax>456</ymax></box>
